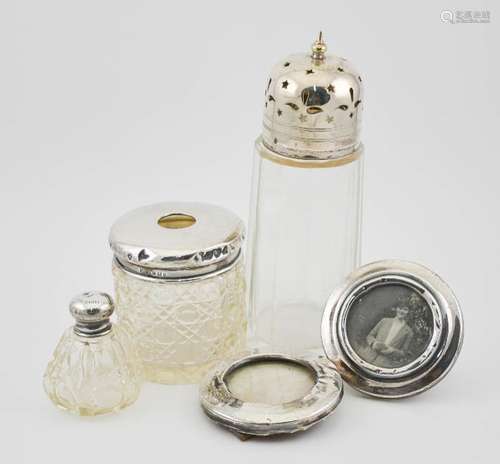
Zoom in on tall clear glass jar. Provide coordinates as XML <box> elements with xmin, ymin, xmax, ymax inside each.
<box><xmin>247</xmin><ymin>34</ymin><xmax>364</xmax><ymax>355</ymax></box>
<box><xmin>109</xmin><ymin>202</ymin><xmax>246</xmax><ymax>384</ymax></box>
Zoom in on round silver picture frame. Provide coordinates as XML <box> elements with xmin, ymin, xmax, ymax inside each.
<box><xmin>321</xmin><ymin>260</ymin><xmax>464</xmax><ymax>399</ymax></box>
<box><xmin>200</xmin><ymin>353</ymin><xmax>343</xmax><ymax>437</ymax></box>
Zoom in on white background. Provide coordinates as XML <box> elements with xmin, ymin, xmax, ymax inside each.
<box><xmin>2</xmin><ymin>1</ymin><xmax>498</xmax><ymax>463</ymax></box>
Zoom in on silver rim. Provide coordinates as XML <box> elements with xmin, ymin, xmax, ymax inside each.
<box><xmin>113</xmin><ymin>251</ymin><xmax>242</xmax><ymax>283</ymax></box>
<box><xmin>200</xmin><ymin>353</ymin><xmax>343</xmax><ymax>436</ymax></box>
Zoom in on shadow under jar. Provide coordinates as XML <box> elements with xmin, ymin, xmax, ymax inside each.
<box><xmin>109</xmin><ymin>202</ymin><xmax>247</xmax><ymax>384</ymax></box>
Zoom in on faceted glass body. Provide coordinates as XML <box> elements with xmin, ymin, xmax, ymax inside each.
<box><xmin>112</xmin><ymin>259</ymin><xmax>246</xmax><ymax>384</ymax></box>
<box><xmin>247</xmin><ymin>141</ymin><xmax>363</xmax><ymax>355</ymax></box>
<box><xmin>43</xmin><ymin>326</ymin><xmax>142</xmax><ymax>416</ymax></box>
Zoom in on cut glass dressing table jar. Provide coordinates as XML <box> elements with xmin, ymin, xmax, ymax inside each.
<box><xmin>110</xmin><ymin>202</ymin><xmax>246</xmax><ymax>384</ymax></box>
<box><xmin>248</xmin><ymin>34</ymin><xmax>364</xmax><ymax>355</ymax></box>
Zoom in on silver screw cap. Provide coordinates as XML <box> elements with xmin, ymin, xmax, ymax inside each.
<box><xmin>69</xmin><ymin>291</ymin><xmax>114</xmax><ymax>337</ymax></box>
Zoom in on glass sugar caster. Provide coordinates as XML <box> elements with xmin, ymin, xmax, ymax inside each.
<box><xmin>43</xmin><ymin>292</ymin><xmax>142</xmax><ymax>416</ymax></box>
<box><xmin>247</xmin><ymin>34</ymin><xmax>364</xmax><ymax>355</ymax></box>
<box><xmin>110</xmin><ymin>202</ymin><xmax>247</xmax><ymax>384</ymax></box>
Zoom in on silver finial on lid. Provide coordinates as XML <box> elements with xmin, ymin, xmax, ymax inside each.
<box><xmin>262</xmin><ymin>32</ymin><xmax>364</xmax><ymax>160</ymax></box>
<box><xmin>311</xmin><ymin>31</ymin><xmax>327</xmax><ymax>61</ymax></box>
<box><xmin>69</xmin><ymin>291</ymin><xmax>114</xmax><ymax>337</ymax></box>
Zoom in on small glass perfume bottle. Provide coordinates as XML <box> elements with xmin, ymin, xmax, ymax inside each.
<box><xmin>43</xmin><ymin>292</ymin><xmax>142</xmax><ymax>416</ymax></box>
<box><xmin>247</xmin><ymin>33</ymin><xmax>364</xmax><ymax>355</ymax></box>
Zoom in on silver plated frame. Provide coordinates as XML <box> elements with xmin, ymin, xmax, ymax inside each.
<box><xmin>200</xmin><ymin>353</ymin><xmax>343</xmax><ymax>437</ymax></box>
<box><xmin>321</xmin><ymin>260</ymin><xmax>464</xmax><ymax>399</ymax></box>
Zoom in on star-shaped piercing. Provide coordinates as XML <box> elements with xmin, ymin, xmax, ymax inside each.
<box><xmin>327</xmin><ymin>84</ymin><xmax>335</xmax><ymax>93</ymax></box>
<box><xmin>282</xmin><ymin>80</ymin><xmax>289</xmax><ymax>89</ymax></box>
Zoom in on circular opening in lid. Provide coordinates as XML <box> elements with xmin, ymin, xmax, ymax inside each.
<box><xmin>157</xmin><ymin>213</ymin><xmax>196</xmax><ymax>229</ymax></box>
<box><xmin>225</xmin><ymin>359</ymin><xmax>316</xmax><ymax>405</ymax></box>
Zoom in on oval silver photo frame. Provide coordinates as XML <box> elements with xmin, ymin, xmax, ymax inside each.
<box><xmin>321</xmin><ymin>260</ymin><xmax>464</xmax><ymax>399</ymax></box>
<box><xmin>200</xmin><ymin>353</ymin><xmax>343</xmax><ymax>437</ymax></box>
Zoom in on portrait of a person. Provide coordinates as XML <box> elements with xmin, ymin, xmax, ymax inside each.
<box><xmin>364</xmin><ymin>306</ymin><xmax>414</xmax><ymax>367</ymax></box>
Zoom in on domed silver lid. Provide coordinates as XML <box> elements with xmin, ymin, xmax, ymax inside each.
<box><xmin>70</xmin><ymin>291</ymin><xmax>114</xmax><ymax>337</ymax></box>
<box><xmin>109</xmin><ymin>202</ymin><xmax>244</xmax><ymax>280</ymax></box>
<box><xmin>262</xmin><ymin>33</ymin><xmax>363</xmax><ymax>160</ymax></box>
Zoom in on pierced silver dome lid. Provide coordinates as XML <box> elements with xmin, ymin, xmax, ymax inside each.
<box><xmin>70</xmin><ymin>291</ymin><xmax>114</xmax><ymax>337</ymax></box>
<box><xmin>109</xmin><ymin>202</ymin><xmax>244</xmax><ymax>280</ymax></box>
<box><xmin>262</xmin><ymin>32</ymin><xmax>363</xmax><ymax>160</ymax></box>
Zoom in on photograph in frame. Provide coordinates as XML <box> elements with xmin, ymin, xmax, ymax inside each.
<box><xmin>345</xmin><ymin>283</ymin><xmax>435</xmax><ymax>369</ymax></box>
